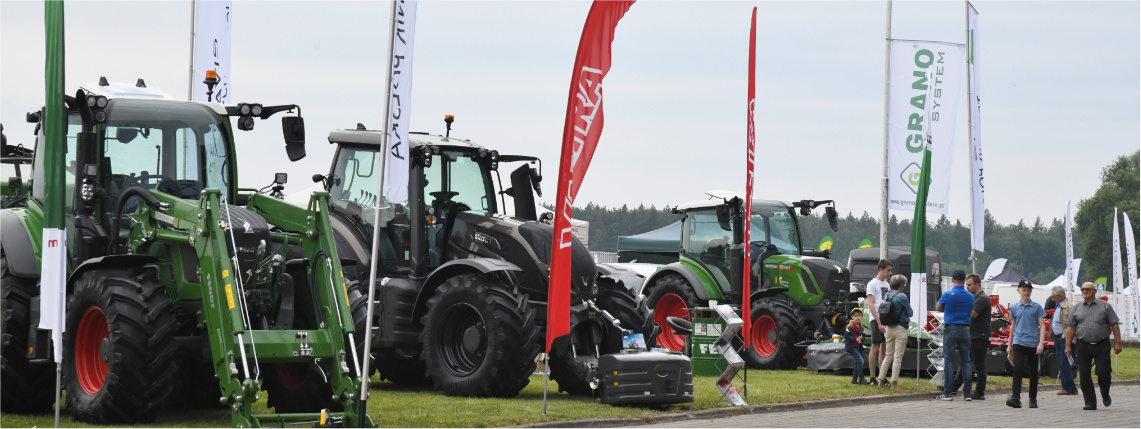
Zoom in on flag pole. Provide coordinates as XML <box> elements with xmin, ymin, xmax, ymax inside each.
<box><xmin>965</xmin><ymin>0</ymin><xmax>976</xmax><ymax>275</ymax></box>
<box><xmin>878</xmin><ymin>0</ymin><xmax>893</xmax><ymax>260</ymax></box>
<box><xmin>187</xmin><ymin>0</ymin><xmax>197</xmax><ymax>100</ymax></box>
<box><xmin>360</xmin><ymin>0</ymin><xmax>401</xmax><ymax>414</ymax></box>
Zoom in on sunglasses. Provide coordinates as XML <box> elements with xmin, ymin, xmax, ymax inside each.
<box><xmin>1081</xmin><ymin>288</ymin><xmax>1096</xmax><ymax>292</ymax></box>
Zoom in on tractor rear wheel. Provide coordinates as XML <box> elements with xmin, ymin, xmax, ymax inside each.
<box><xmin>1</xmin><ymin>252</ymin><xmax>55</xmax><ymax>413</ymax></box>
<box><xmin>597</xmin><ymin>278</ymin><xmax>655</xmax><ymax>345</ymax></box>
<box><xmin>64</xmin><ymin>268</ymin><xmax>178</xmax><ymax>423</ymax></box>
<box><xmin>420</xmin><ymin>273</ymin><xmax>539</xmax><ymax>397</ymax></box>
<box><xmin>742</xmin><ymin>296</ymin><xmax>805</xmax><ymax>370</ymax></box>
<box><xmin>645</xmin><ymin>274</ymin><xmax>698</xmax><ymax>351</ymax></box>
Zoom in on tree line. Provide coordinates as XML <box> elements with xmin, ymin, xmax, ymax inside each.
<box><xmin>562</xmin><ymin>151</ymin><xmax>1139</xmax><ymax>288</ymax></box>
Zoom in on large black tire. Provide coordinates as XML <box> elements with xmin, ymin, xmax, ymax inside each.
<box><xmin>64</xmin><ymin>268</ymin><xmax>178</xmax><ymax>423</ymax></box>
<box><xmin>1</xmin><ymin>252</ymin><xmax>55</xmax><ymax>413</ymax></box>
<box><xmin>596</xmin><ymin>278</ymin><xmax>654</xmax><ymax>343</ymax></box>
<box><xmin>264</xmin><ymin>264</ymin><xmax>338</xmax><ymax>413</ymax></box>
<box><xmin>742</xmin><ymin>296</ymin><xmax>805</xmax><ymax>370</ymax></box>
<box><xmin>346</xmin><ymin>279</ymin><xmax>378</xmax><ymax>379</ymax></box>
<box><xmin>645</xmin><ymin>274</ymin><xmax>699</xmax><ymax>351</ymax></box>
<box><xmin>420</xmin><ymin>273</ymin><xmax>540</xmax><ymax>397</ymax></box>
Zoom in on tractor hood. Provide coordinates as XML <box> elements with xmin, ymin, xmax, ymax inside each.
<box><xmin>448</xmin><ymin>211</ymin><xmax>597</xmax><ymax>302</ymax></box>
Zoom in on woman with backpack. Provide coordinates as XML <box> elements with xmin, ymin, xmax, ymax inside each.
<box><xmin>877</xmin><ymin>274</ymin><xmax>913</xmax><ymax>389</ymax></box>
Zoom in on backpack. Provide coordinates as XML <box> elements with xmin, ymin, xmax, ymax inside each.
<box><xmin>878</xmin><ymin>291</ymin><xmax>902</xmax><ymax>326</ymax></box>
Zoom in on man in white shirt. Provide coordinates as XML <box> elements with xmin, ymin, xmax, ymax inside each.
<box><xmin>865</xmin><ymin>259</ymin><xmax>892</xmax><ymax>386</ymax></box>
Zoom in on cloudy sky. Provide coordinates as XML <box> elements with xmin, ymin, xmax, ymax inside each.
<box><xmin>2</xmin><ymin>1</ymin><xmax>1137</xmax><ymax>233</ymax></box>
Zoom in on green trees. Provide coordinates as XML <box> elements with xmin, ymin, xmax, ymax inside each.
<box><xmin>1075</xmin><ymin>151</ymin><xmax>1140</xmax><ymax>288</ymax></box>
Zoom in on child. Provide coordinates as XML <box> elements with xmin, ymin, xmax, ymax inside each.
<box><xmin>844</xmin><ymin>308</ymin><xmax>871</xmax><ymax>384</ymax></box>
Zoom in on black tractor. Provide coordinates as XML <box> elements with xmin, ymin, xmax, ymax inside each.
<box><xmin>309</xmin><ymin>121</ymin><xmax>656</xmax><ymax>397</ymax></box>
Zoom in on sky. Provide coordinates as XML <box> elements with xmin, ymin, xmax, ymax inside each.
<box><xmin>2</xmin><ymin>0</ymin><xmax>1138</xmax><ymax>234</ymax></box>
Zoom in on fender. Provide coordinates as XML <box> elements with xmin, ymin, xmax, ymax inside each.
<box><xmin>413</xmin><ymin>258</ymin><xmax>523</xmax><ymax>324</ymax></box>
<box><xmin>66</xmin><ymin>255</ymin><xmax>159</xmax><ymax>294</ymax></box>
<box><xmin>641</xmin><ymin>262</ymin><xmax>710</xmax><ymax>301</ymax></box>
<box><xmin>0</xmin><ymin>209</ymin><xmax>39</xmax><ymax>278</ymax></box>
<box><xmin>595</xmin><ymin>263</ymin><xmax>649</xmax><ymax>297</ymax></box>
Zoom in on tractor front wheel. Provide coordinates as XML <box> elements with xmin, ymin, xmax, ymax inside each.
<box><xmin>420</xmin><ymin>273</ymin><xmax>539</xmax><ymax>397</ymax></box>
<box><xmin>0</xmin><ymin>252</ymin><xmax>55</xmax><ymax>413</ymax></box>
<box><xmin>64</xmin><ymin>268</ymin><xmax>177</xmax><ymax>423</ymax></box>
<box><xmin>645</xmin><ymin>274</ymin><xmax>698</xmax><ymax>351</ymax></box>
<box><xmin>742</xmin><ymin>297</ymin><xmax>804</xmax><ymax>370</ymax></box>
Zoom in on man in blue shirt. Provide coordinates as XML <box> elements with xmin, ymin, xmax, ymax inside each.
<box><xmin>1006</xmin><ymin>280</ymin><xmax>1046</xmax><ymax>409</ymax></box>
<box><xmin>935</xmin><ymin>270</ymin><xmax>976</xmax><ymax>401</ymax></box>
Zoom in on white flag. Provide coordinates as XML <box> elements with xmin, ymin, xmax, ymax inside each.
<box><xmin>384</xmin><ymin>0</ymin><xmax>418</xmax><ymax>205</ymax></box>
<box><xmin>887</xmin><ymin>39</ymin><xmax>965</xmax><ymax>215</ymax></box>
<box><xmin>1123</xmin><ymin>213</ymin><xmax>1139</xmax><ymax>339</ymax></box>
<box><xmin>38</xmin><ymin>229</ymin><xmax>67</xmax><ymax>362</ymax></box>
<box><xmin>191</xmin><ymin>1</ymin><xmax>233</xmax><ymax>103</ymax></box>
<box><xmin>1112</xmin><ymin>208</ymin><xmax>1125</xmax><ymax>322</ymax></box>
<box><xmin>910</xmin><ymin>272</ymin><xmax>927</xmax><ymax>330</ymax></box>
<box><xmin>967</xmin><ymin>3</ymin><xmax>985</xmax><ymax>251</ymax></box>
<box><xmin>1065</xmin><ymin>200</ymin><xmax>1075</xmax><ymax>293</ymax></box>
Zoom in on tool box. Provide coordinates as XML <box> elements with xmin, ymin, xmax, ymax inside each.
<box><xmin>597</xmin><ymin>351</ymin><xmax>694</xmax><ymax>405</ymax></box>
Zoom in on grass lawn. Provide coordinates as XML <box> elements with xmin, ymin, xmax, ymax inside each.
<box><xmin>3</xmin><ymin>347</ymin><xmax>1137</xmax><ymax>428</ymax></box>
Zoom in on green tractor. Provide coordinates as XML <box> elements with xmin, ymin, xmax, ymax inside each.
<box><xmin>307</xmin><ymin>121</ymin><xmax>657</xmax><ymax>397</ymax></box>
<box><xmin>639</xmin><ymin>191</ymin><xmax>856</xmax><ymax>369</ymax></box>
<box><xmin>0</xmin><ymin>79</ymin><xmax>373</xmax><ymax>426</ymax></box>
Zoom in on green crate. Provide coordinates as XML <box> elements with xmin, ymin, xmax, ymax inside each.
<box><xmin>689</xmin><ymin>317</ymin><xmax>727</xmax><ymax>377</ymax></box>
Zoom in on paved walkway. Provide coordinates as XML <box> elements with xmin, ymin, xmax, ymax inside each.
<box><xmin>644</xmin><ymin>385</ymin><xmax>1140</xmax><ymax>428</ymax></box>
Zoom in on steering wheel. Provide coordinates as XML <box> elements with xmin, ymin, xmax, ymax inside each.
<box><xmin>429</xmin><ymin>191</ymin><xmax>459</xmax><ymax>203</ymax></box>
<box><xmin>125</xmin><ymin>173</ymin><xmax>178</xmax><ymax>191</ymax></box>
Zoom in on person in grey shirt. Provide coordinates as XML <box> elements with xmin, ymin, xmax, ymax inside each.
<box><xmin>1064</xmin><ymin>282</ymin><xmax>1123</xmax><ymax>411</ymax></box>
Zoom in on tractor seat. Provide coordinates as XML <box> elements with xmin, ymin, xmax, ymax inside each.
<box><xmin>666</xmin><ymin>316</ymin><xmax>692</xmax><ymax>336</ymax></box>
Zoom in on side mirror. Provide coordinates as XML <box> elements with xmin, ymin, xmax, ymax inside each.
<box><xmin>312</xmin><ymin>173</ymin><xmax>325</xmax><ymax>183</ymax></box>
<box><xmin>529</xmin><ymin>167</ymin><xmax>543</xmax><ymax>198</ymax></box>
<box><xmin>116</xmin><ymin>127</ymin><xmax>138</xmax><ymax>143</ymax></box>
<box><xmin>282</xmin><ymin>116</ymin><xmax>306</xmax><ymax>161</ymax></box>
<box><xmin>716</xmin><ymin>204</ymin><xmax>732</xmax><ymax>232</ymax></box>
<box><xmin>826</xmin><ymin>206</ymin><xmax>839</xmax><ymax>232</ymax></box>
<box><xmin>275</xmin><ymin>173</ymin><xmax>288</xmax><ymax>184</ymax></box>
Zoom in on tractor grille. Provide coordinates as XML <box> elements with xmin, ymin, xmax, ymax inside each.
<box><xmin>803</xmin><ymin>258</ymin><xmax>849</xmax><ymax>298</ymax></box>
<box><xmin>221</xmin><ymin>204</ymin><xmax>270</xmax><ymax>282</ymax></box>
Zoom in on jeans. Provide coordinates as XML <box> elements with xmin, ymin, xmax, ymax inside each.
<box><xmin>1011</xmin><ymin>344</ymin><xmax>1040</xmax><ymax>400</ymax></box>
<box><xmin>1054</xmin><ymin>338</ymin><xmax>1077</xmax><ymax>392</ymax></box>
<box><xmin>942</xmin><ymin>324</ymin><xmax>972</xmax><ymax>396</ymax></box>
<box><xmin>849</xmin><ymin>348</ymin><xmax>865</xmax><ymax>382</ymax></box>
<box><xmin>1075</xmin><ymin>339</ymin><xmax>1112</xmax><ymax>407</ymax></box>
<box><xmin>878</xmin><ymin>324</ymin><xmax>908</xmax><ymax>383</ymax></box>
<box><xmin>951</xmin><ymin>337</ymin><xmax>989</xmax><ymax>395</ymax></box>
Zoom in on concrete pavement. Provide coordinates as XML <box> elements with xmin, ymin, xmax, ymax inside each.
<box><xmin>644</xmin><ymin>385</ymin><xmax>1139</xmax><ymax>428</ymax></box>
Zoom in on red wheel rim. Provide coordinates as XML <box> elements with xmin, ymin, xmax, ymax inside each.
<box><xmin>276</xmin><ymin>363</ymin><xmax>306</xmax><ymax>390</ymax></box>
<box><xmin>75</xmin><ymin>307</ymin><xmax>110</xmax><ymax>395</ymax></box>
<box><xmin>751</xmin><ymin>315</ymin><xmax>778</xmax><ymax>357</ymax></box>
<box><xmin>652</xmin><ymin>293</ymin><xmax>689</xmax><ymax>351</ymax></box>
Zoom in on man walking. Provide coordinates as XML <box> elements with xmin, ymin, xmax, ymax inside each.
<box><xmin>865</xmin><ymin>259</ymin><xmax>891</xmax><ymax>386</ymax></box>
<box><xmin>1006</xmin><ymin>280</ymin><xmax>1046</xmax><ymax>409</ymax></box>
<box><xmin>1065</xmin><ymin>282</ymin><xmax>1123</xmax><ymax>411</ymax></box>
<box><xmin>935</xmin><ymin>270</ymin><xmax>975</xmax><ymax>401</ymax></box>
<box><xmin>1049</xmin><ymin>286</ymin><xmax>1078</xmax><ymax>396</ymax></box>
<box><xmin>951</xmin><ymin>273</ymin><xmax>991</xmax><ymax>400</ymax></box>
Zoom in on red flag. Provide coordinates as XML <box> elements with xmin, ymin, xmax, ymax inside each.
<box><xmin>546</xmin><ymin>0</ymin><xmax>635</xmax><ymax>353</ymax></box>
<box><xmin>742</xmin><ymin>7</ymin><xmax>757</xmax><ymax>349</ymax></box>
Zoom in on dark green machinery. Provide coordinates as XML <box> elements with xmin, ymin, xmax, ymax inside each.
<box><xmin>311</xmin><ymin>123</ymin><xmax>655</xmax><ymax>398</ymax></box>
<box><xmin>639</xmin><ymin>192</ymin><xmax>856</xmax><ymax>369</ymax></box>
<box><xmin>0</xmin><ymin>80</ymin><xmax>373</xmax><ymax>426</ymax></box>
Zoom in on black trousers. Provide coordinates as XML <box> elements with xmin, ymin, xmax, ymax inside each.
<box><xmin>951</xmin><ymin>337</ymin><xmax>989</xmax><ymax>395</ymax></box>
<box><xmin>1011</xmin><ymin>344</ymin><xmax>1039</xmax><ymax>400</ymax></box>
<box><xmin>1075</xmin><ymin>339</ymin><xmax>1112</xmax><ymax>407</ymax></box>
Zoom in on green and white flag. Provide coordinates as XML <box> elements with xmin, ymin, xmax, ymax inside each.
<box><xmin>886</xmin><ymin>39</ymin><xmax>965</xmax><ymax>215</ymax></box>
<box><xmin>38</xmin><ymin>0</ymin><xmax>68</xmax><ymax>364</ymax></box>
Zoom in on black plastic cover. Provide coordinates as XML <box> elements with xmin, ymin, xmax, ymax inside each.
<box><xmin>597</xmin><ymin>351</ymin><xmax>694</xmax><ymax>405</ymax></box>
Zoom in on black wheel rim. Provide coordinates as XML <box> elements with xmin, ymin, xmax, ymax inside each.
<box><xmin>437</xmin><ymin>303</ymin><xmax>486</xmax><ymax>377</ymax></box>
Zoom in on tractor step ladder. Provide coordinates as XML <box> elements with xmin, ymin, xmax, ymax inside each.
<box><xmin>712</xmin><ymin>304</ymin><xmax>747</xmax><ymax>406</ymax></box>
